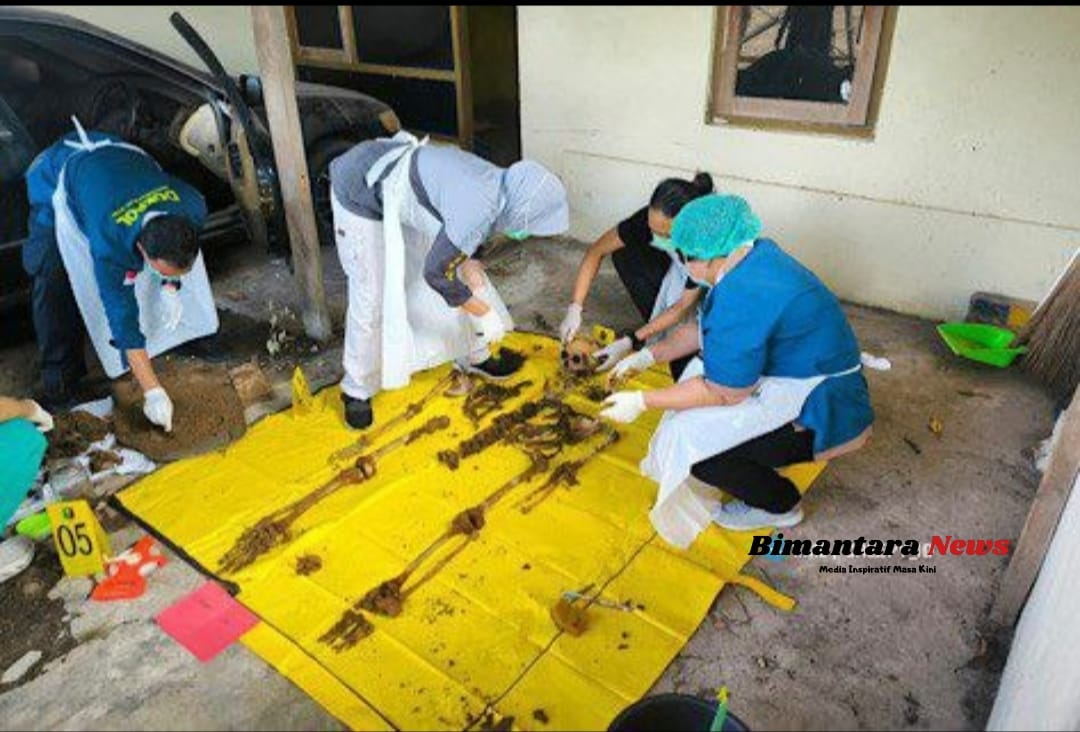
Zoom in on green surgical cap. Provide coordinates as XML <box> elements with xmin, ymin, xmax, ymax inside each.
<box><xmin>665</xmin><ymin>194</ymin><xmax>762</xmax><ymax>259</ymax></box>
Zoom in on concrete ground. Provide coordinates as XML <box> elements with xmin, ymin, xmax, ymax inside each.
<box><xmin>0</xmin><ymin>236</ymin><xmax>1056</xmax><ymax>731</ymax></box>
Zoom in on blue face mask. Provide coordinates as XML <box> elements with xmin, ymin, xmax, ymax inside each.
<box><xmin>145</xmin><ymin>260</ymin><xmax>183</xmax><ymax>290</ymax></box>
<box><xmin>650</xmin><ymin>235</ymin><xmax>672</xmax><ymax>251</ymax></box>
<box><xmin>145</xmin><ymin>260</ymin><xmax>166</xmax><ymax>281</ymax></box>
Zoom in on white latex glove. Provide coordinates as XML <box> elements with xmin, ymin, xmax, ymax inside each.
<box><xmin>470</xmin><ymin>307</ymin><xmax>507</xmax><ymax>347</ymax></box>
<box><xmin>599</xmin><ymin>391</ymin><xmax>647</xmax><ymax>424</ymax></box>
<box><xmin>610</xmin><ymin>347</ymin><xmax>656</xmax><ymax>381</ymax></box>
<box><xmin>143</xmin><ymin>387</ymin><xmax>174</xmax><ymax>433</ymax></box>
<box><xmin>161</xmin><ymin>285</ymin><xmax>183</xmax><ymax>332</ymax></box>
<box><xmin>594</xmin><ymin>336</ymin><xmax>633</xmax><ymax>372</ymax></box>
<box><xmin>559</xmin><ymin>303</ymin><xmax>583</xmax><ymax>343</ymax></box>
<box><xmin>26</xmin><ymin>400</ymin><xmax>54</xmax><ymax>432</ymax></box>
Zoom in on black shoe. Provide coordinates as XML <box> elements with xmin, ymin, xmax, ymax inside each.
<box><xmin>35</xmin><ymin>377</ymin><xmax>82</xmax><ymax>413</ymax></box>
<box><xmin>461</xmin><ymin>349</ymin><xmax>525</xmax><ymax>381</ymax></box>
<box><xmin>342</xmin><ymin>394</ymin><xmax>374</xmax><ymax>430</ymax></box>
<box><xmin>35</xmin><ymin>388</ymin><xmax>79</xmax><ymax>414</ymax></box>
<box><xmin>36</xmin><ymin>377</ymin><xmax>111</xmax><ymax>414</ymax></box>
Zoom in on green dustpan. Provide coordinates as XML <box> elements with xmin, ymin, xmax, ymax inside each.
<box><xmin>937</xmin><ymin>322</ymin><xmax>1027</xmax><ymax>368</ymax></box>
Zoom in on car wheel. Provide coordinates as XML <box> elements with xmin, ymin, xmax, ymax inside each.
<box><xmin>306</xmin><ymin>136</ymin><xmax>361</xmax><ymax>248</ymax></box>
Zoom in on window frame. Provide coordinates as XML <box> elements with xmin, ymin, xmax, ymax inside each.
<box><xmin>284</xmin><ymin>6</ymin><xmax>473</xmax><ymax>149</ymax></box>
<box><xmin>709</xmin><ymin>5</ymin><xmax>893</xmax><ymax>132</ymax></box>
<box><xmin>287</xmin><ymin>6</ymin><xmax>356</xmax><ymax>68</ymax></box>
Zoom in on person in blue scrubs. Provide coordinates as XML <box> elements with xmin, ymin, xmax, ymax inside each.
<box><xmin>600</xmin><ymin>194</ymin><xmax>874</xmax><ymax>531</ymax></box>
<box><xmin>24</xmin><ymin>130</ymin><xmax>207</xmax><ymax>429</ymax></box>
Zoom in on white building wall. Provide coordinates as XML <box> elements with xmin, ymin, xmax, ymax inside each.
<box><xmin>518</xmin><ymin>6</ymin><xmax>1080</xmax><ymax>319</ymax></box>
<box><xmin>987</xmin><ymin>470</ymin><xmax>1080</xmax><ymax>730</ymax></box>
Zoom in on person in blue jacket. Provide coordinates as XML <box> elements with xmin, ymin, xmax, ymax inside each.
<box><xmin>601</xmin><ymin>194</ymin><xmax>874</xmax><ymax>534</ymax></box>
<box><xmin>24</xmin><ymin>127</ymin><xmax>208</xmax><ymax>431</ymax></box>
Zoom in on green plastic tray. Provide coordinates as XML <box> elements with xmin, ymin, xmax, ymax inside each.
<box><xmin>937</xmin><ymin>322</ymin><xmax>1027</xmax><ymax>367</ymax></box>
<box><xmin>15</xmin><ymin>512</ymin><xmax>52</xmax><ymax>541</ymax></box>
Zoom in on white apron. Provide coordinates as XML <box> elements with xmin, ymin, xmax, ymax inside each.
<box><xmin>336</xmin><ymin>132</ymin><xmax>513</xmax><ymax>397</ymax></box>
<box><xmin>645</xmin><ymin>256</ymin><xmax>692</xmax><ymax>345</ymax></box>
<box><xmin>641</xmin><ymin>356</ymin><xmax>861</xmax><ymax>549</ymax></box>
<box><xmin>650</xmin><ymin>257</ymin><xmax>689</xmax><ymax>321</ymax></box>
<box><xmin>51</xmin><ymin>119</ymin><xmax>218</xmax><ymax>379</ymax></box>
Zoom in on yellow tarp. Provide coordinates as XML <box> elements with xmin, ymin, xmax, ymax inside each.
<box><xmin>117</xmin><ymin>333</ymin><xmax>824</xmax><ymax>731</ymax></box>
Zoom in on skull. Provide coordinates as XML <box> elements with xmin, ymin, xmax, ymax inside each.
<box><xmin>560</xmin><ymin>336</ymin><xmax>597</xmax><ymax>375</ymax></box>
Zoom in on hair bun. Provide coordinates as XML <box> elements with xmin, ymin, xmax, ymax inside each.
<box><xmin>692</xmin><ymin>172</ymin><xmax>714</xmax><ymax>194</ymax></box>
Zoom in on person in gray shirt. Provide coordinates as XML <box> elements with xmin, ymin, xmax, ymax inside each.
<box><xmin>329</xmin><ymin>134</ymin><xmax>568</xmax><ymax>429</ymax></box>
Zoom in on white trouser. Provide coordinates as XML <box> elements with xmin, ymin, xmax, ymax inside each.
<box><xmin>332</xmin><ymin>195</ymin><xmax>488</xmax><ymax>400</ymax></box>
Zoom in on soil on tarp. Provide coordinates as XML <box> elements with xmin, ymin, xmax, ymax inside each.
<box><xmin>360</xmin><ymin>579</ymin><xmax>405</xmax><ymax>617</ymax></box>
<box><xmin>88</xmin><ymin>449</ymin><xmax>122</xmax><ymax>474</ymax></box>
<box><xmin>47</xmin><ymin>411</ymin><xmax>111</xmax><ymax>461</ymax></box>
<box><xmin>112</xmin><ymin>359</ymin><xmax>246</xmax><ymax>462</ymax></box>
<box><xmin>0</xmin><ymin>545</ymin><xmax>77</xmax><ymax>689</ymax></box>
<box><xmin>295</xmin><ymin>554</ymin><xmax>323</xmax><ymax>576</ymax></box>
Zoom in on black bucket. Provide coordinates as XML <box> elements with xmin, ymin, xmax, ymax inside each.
<box><xmin>608</xmin><ymin>693</ymin><xmax>750</xmax><ymax>732</ymax></box>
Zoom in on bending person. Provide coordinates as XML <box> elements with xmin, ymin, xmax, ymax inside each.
<box><xmin>24</xmin><ymin>121</ymin><xmax>212</xmax><ymax>431</ymax></box>
<box><xmin>330</xmin><ymin>131</ymin><xmax>569</xmax><ymax>429</ymax></box>
<box><xmin>558</xmin><ymin>173</ymin><xmax>713</xmax><ymax>380</ymax></box>
<box><xmin>599</xmin><ymin>194</ymin><xmax>873</xmax><ymax>545</ymax></box>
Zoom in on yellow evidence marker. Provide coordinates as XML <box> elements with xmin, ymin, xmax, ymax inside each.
<box><xmin>46</xmin><ymin>500</ymin><xmax>111</xmax><ymax>577</ymax></box>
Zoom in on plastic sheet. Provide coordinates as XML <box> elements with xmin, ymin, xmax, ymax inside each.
<box><xmin>118</xmin><ymin>333</ymin><xmax>824</xmax><ymax>730</ymax></box>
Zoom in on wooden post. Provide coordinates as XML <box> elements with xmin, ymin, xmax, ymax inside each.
<box><xmin>450</xmin><ymin>6</ymin><xmax>474</xmax><ymax>151</ymax></box>
<box><xmin>991</xmin><ymin>386</ymin><xmax>1080</xmax><ymax>627</ymax></box>
<box><xmin>250</xmin><ymin>5</ymin><xmax>332</xmax><ymax>342</ymax></box>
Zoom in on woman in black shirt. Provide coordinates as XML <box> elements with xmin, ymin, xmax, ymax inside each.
<box><xmin>559</xmin><ymin>173</ymin><xmax>713</xmax><ymax>379</ymax></box>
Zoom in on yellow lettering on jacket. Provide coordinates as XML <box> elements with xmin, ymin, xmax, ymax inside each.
<box><xmin>110</xmin><ymin>186</ymin><xmax>181</xmax><ymax>227</ymax></box>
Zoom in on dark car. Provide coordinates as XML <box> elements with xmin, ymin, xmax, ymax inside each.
<box><xmin>0</xmin><ymin>8</ymin><xmax>400</xmax><ymax>311</ymax></box>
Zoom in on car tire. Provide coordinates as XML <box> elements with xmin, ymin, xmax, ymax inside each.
<box><xmin>306</xmin><ymin>135</ymin><xmax>362</xmax><ymax>248</ymax></box>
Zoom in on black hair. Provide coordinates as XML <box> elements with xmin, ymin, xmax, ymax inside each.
<box><xmin>140</xmin><ymin>215</ymin><xmax>199</xmax><ymax>269</ymax></box>
<box><xmin>648</xmin><ymin>172</ymin><xmax>714</xmax><ymax>219</ymax></box>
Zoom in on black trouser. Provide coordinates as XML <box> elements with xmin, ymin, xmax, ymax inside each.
<box><xmin>25</xmin><ymin>225</ymin><xmax>87</xmax><ymax>398</ymax></box>
<box><xmin>691</xmin><ymin>423</ymin><xmax>816</xmax><ymax>514</ymax></box>
<box><xmin>610</xmin><ymin>244</ymin><xmax>692</xmax><ymax>381</ymax></box>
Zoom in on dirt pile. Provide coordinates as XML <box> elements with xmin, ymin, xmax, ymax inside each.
<box><xmin>47</xmin><ymin>411</ymin><xmax>110</xmax><ymax>461</ymax></box>
<box><xmin>112</xmin><ymin>359</ymin><xmax>246</xmax><ymax>462</ymax></box>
